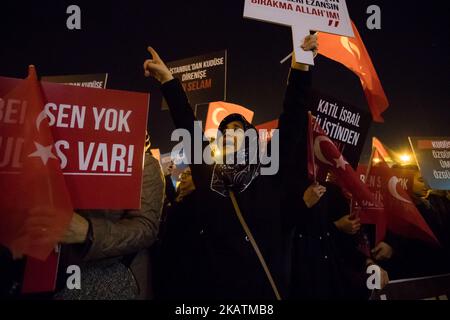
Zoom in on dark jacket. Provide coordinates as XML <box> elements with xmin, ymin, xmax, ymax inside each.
<box><xmin>289</xmin><ymin>183</ymin><xmax>368</xmax><ymax>300</ymax></box>
<box><xmin>154</xmin><ymin>191</ymin><xmax>198</xmax><ymax>299</ymax></box>
<box><xmin>0</xmin><ymin>246</ymin><xmax>25</xmax><ymax>298</ymax></box>
<box><xmin>159</xmin><ymin>69</ymin><xmax>312</xmax><ymax>299</ymax></box>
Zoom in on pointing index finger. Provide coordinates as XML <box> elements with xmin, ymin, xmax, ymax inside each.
<box><xmin>147</xmin><ymin>46</ymin><xmax>160</xmax><ymax>61</ymax></box>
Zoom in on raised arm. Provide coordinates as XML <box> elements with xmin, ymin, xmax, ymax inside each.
<box><xmin>279</xmin><ymin>37</ymin><xmax>317</xmax><ymax>188</ymax></box>
<box><xmin>144</xmin><ymin>47</ymin><xmax>197</xmax><ymax>134</ymax></box>
<box><xmin>279</xmin><ymin>35</ymin><xmax>320</xmax><ymax>230</ymax></box>
<box><xmin>143</xmin><ymin>47</ymin><xmax>211</xmax><ymax>190</ymax></box>
<box><xmin>279</xmin><ymin>34</ymin><xmax>317</xmax><ymax>130</ymax></box>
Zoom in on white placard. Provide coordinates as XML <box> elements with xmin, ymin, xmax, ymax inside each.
<box><xmin>244</xmin><ymin>0</ymin><xmax>354</xmax><ymax>65</ymax></box>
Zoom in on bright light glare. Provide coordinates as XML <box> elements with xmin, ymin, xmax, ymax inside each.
<box><xmin>399</xmin><ymin>154</ymin><xmax>412</xmax><ymax>163</ymax></box>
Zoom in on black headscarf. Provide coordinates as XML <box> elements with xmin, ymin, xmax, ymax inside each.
<box><xmin>210</xmin><ymin>114</ymin><xmax>261</xmax><ymax>197</ymax></box>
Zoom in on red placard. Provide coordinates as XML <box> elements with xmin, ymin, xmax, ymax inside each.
<box><xmin>0</xmin><ymin>76</ymin><xmax>149</xmax><ymax>209</ymax></box>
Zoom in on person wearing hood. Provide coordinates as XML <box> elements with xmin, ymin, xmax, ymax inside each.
<box><xmin>143</xmin><ymin>36</ymin><xmax>317</xmax><ymax>299</ymax></box>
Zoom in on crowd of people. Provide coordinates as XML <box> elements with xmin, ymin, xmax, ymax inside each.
<box><xmin>1</xmin><ymin>35</ymin><xmax>449</xmax><ymax>300</ymax></box>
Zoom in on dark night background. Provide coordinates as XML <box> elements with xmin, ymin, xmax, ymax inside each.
<box><xmin>0</xmin><ymin>0</ymin><xmax>448</xmax><ymax>163</ymax></box>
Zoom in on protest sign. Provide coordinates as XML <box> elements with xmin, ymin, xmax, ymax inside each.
<box><xmin>162</xmin><ymin>50</ymin><xmax>227</xmax><ymax>111</ymax></box>
<box><xmin>307</xmin><ymin>90</ymin><xmax>371</xmax><ymax>168</ymax></box>
<box><xmin>0</xmin><ymin>76</ymin><xmax>149</xmax><ymax>209</ymax></box>
<box><xmin>243</xmin><ymin>0</ymin><xmax>354</xmax><ymax>64</ymax></box>
<box><xmin>42</xmin><ymin>73</ymin><xmax>108</xmax><ymax>89</ymax></box>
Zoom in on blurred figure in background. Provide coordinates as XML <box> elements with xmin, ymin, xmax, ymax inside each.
<box><xmin>372</xmin><ymin>165</ymin><xmax>449</xmax><ymax>279</ymax></box>
<box><xmin>154</xmin><ymin>166</ymin><xmax>197</xmax><ymax>299</ymax></box>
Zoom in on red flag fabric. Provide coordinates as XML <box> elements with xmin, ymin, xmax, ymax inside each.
<box><xmin>372</xmin><ymin>137</ymin><xmax>399</xmax><ymax>165</ymax></box>
<box><xmin>375</xmin><ymin>159</ymin><xmax>439</xmax><ymax>246</ymax></box>
<box><xmin>307</xmin><ymin>113</ymin><xmax>376</xmax><ymax>204</ymax></box>
<box><xmin>372</xmin><ymin>137</ymin><xmax>390</xmax><ymax>161</ymax></box>
<box><xmin>255</xmin><ymin>119</ymin><xmax>279</xmax><ymax>132</ymax></box>
<box><xmin>204</xmin><ymin>101</ymin><xmax>254</xmax><ymax>138</ymax></box>
<box><xmin>21</xmin><ymin>248</ymin><xmax>60</xmax><ymax>293</ymax></box>
<box><xmin>307</xmin><ymin>113</ymin><xmax>317</xmax><ymax>181</ymax></box>
<box><xmin>318</xmin><ymin>22</ymin><xmax>389</xmax><ymax>123</ymax></box>
<box><xmin>0</xmin><ymin>66</ymin><xmax>73</xmax><ymax>260</ymax></box>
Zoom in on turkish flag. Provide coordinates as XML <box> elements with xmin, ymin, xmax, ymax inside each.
<box><xmin>318</xmin><ymin>22</ymin><xmax>389</xmax><ymax>123</ymax></box>
<box><xmin>372</xmin><ymin>137</ymin><xmax>393</xmax><ymax>163</ymax></box>
<box><xmin>307</xmin><ymin>113</ymin><xmax>376</xmax><ymax>204</ymax></box>
<box><xmin>255</xmin><ymin>119</ymin><xmax>279</xmax><ymax>132</ymax></box>
<box><xmin>204</xmin><ymin>101</ymin><xmax>254</xmax><ymax>138</ymax></box>
<box><xmin>256</xmin><ymin>119</ymin><xmax>279</xmax><ymax>144</ymax></box>
<box><xmin>0</xmin><ymin>66</ymin><xmax>73</xmax><ymax>260</ymax></box>
<box><xmin>376</xmin><ymin>159</ymin><xmax>439</xmax><ymax>246</ymax></box>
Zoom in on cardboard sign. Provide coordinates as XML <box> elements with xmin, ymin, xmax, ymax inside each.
<box><xmin>0</xmin><ymin>76</ymin><xmax>149</xmax><ymax>209</ymax></box>
<box><xmin>409</xmin><ymin>137</ymin><xmax>450</xmax><ymax>190</ymax></box>
<box><xmin>42</xmin><ymin>73</ymin><xmax>108</xmax><ymax>89</ymax></box>
<box><xmin>307</xmin><ymin>90</ymin><xmax>371</xmax><ymax>168</ymax></box>
<box><xmin>243</xmin><ymin>0</ymin><xmax>354</xmax><ymax>64</ymax></box>
<box><xmin>162</xmin><ymin>50</ymin><xmax>227</xmax><ymax>111</ymax></box>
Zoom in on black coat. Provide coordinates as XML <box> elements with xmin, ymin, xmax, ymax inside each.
<box><xmin>158</xmin><ymin>69</ymin><xmax>312</xmax><ymax>299</ymax></box>
<box><xmin>154</xmin><ymin>192</ymin><xmax>199</xmax><ymax>299</ymax></box>
<box><xmin>0</xmin><ymin>246</ymin><xmax>25</xmax><ymax>298</ymax></box>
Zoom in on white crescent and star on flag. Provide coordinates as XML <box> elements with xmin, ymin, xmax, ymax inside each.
<box><xmin>30</xmin><ymin>110</ymin><xmax>57</xmax><ymax>166</ymax></box>
<box><xmin>28</xmin><ymin>142</ymin><xmax>57</xmax><ymax>165</ymax></box>
<box><xmin>212</xmin><ymin>107</ymin><xmax>228</xmax><ymax>126</ymax></box>
<box><xmin>314</xmin><ymin>135</ymin><xmax>348</xmax><ymax>170</ymax></box>
<box><xmin>388</xmin><ymin>176</ymin><xmax>413</xmax><ymax>204</ymax></box>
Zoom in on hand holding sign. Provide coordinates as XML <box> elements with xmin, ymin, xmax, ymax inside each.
<box><xmin>291</xmin><ymin>34</ymin><xmax>318</xmax><ymax>70</ymax></box>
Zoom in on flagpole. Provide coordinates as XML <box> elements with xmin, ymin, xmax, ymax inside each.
<box><xmin>365</xmin><ymin>141</ymin><xmax>376</xmax><ymax>182</ymax></box>
<box><xmin>352</xmin><ymin>140</ymin><xmax>376</xmax><ymax>220</ymax></box>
